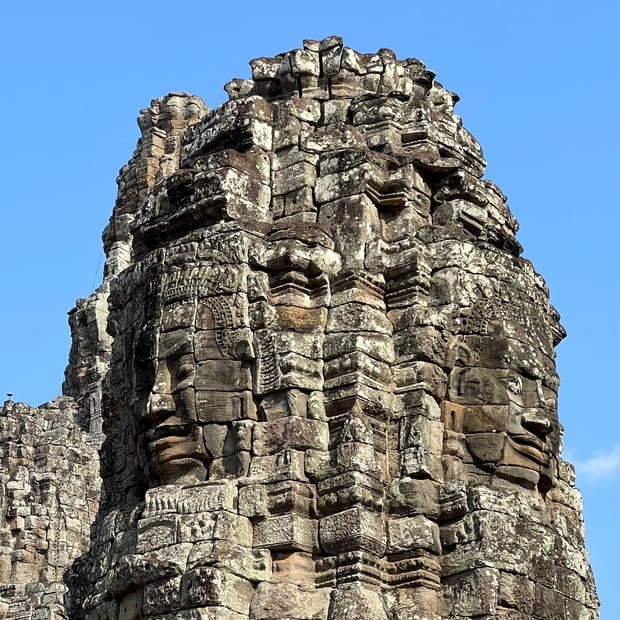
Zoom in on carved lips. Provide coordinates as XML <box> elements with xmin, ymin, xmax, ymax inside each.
<box><xmin>505</xmin><ymin>433</ymin><xmax>547</xmax><ymax>467</ymax></box>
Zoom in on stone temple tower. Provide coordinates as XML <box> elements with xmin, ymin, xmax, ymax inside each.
<box><xmin>2</xmin><ymin>37</ymin><xmax>598</xmax><ymax>619</ymax></box>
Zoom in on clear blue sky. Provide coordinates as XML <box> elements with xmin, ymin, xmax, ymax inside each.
<box><xmin>1</xmin><ymin>1</ymin><xmax>618</xmax><ymax>616</ymax></box>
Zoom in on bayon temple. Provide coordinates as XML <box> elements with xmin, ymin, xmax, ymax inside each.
<box><xmin>0</xmin><ymin>37</ymin><xmax>598</xmax><ymax>619</ymax></box>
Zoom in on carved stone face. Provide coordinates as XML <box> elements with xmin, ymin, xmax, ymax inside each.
<box><xmin>451</xmin><ymin>367</ymin><xmax>558</xmax><ymax>490</ymax></box>
<box><xmin>133</xmin><ymin>271</ymin><xmax>256</xmax><ymax>486</ymax></box>
<box><xmin>140</xmin><ymin>325</ymin><xmax>210</xmax><ymax>486</ymax></box>
<box><xmin>499</xmin><ymin>373</ymin><xmax>559</xmax><ymax>489</ymax></box>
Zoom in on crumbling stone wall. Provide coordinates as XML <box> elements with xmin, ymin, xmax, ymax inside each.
<box><xmin>0</xmin><ymin>37</ymin><xmax>598</xmax><ymax>620</ymax></box>
<box><xmin>0</xmin><ymin>398</ymin><xmax>99</xmax><ymax>619</ymax></box>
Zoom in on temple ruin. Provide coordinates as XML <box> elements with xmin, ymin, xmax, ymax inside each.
<box><xmin>0</xmin><ymin>37</ymin><xmax>598</xmax><ymax>619</ymax></box>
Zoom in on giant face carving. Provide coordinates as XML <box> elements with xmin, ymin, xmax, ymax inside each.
<box><xmin>502</xmin><ymin>373</ymin><xmax>560</xmax><ymax>490</ymax></box>
<box><xmin>141</xmin><ymin>321</ymin><xmax>208</xmax><ymax>486</ymax></box>
<box><xmin>449</xmin><ymin>365</ymin><xmax>559</xmax><ymax>491</ymax></box>
<box><xmin>130</xmin><ymin>254</ymin><xmax>257</xmax><ymax>488</ymax></box>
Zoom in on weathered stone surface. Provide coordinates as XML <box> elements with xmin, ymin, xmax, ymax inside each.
<box><xmin>0</xmin><ymin>398</ymin><xmax>100</xmax><ymax>618</ymax></box>
<box><xmin>0</xmin><ymin>37</ymin><xmax>597</xmax><ymax>620</ymax></box>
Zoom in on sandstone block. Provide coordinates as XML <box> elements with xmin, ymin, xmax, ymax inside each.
<box><xmin>195</xmin><ymin>391</ymin><xmax>256</xmax><ymax>423</ymax></box>
<box><xmin>387</xmin><ymin>515</ymin><xmax>441</xmax><ymax>555</ymax></box>
<box><xmin>388</xmin><ymin>477</ymin><xmax>441</xmax><ymax>518</ymax></box>
<box><xmin>187</xmin><ymin>541</ymin><xmax>272</xmax><ymax>583</ymax></box>
<box><xmin>143</xmin><ymin>575</ymin><xmax>182</xmax><ymax>616</ymax></box>
<box><xmin>253</xmin><ymin>417</ymin><xmax>329</xmax><ymax>456</ymax></box>
<box><xmin>180</xmin><ymin>567</ymin><xmax>253</xmax><ymax>614</ymax></box>
<box><xmin>319</xmin><ymin>506</ymin><xmax>386</xmax><ymax>555</ymax></box>
<box><xmin>328</xmin><ymin>586</ymin><xmax>389</xmax><ymax>620</ymax></box>
<box><xmin>248</xmin><ymin>449</ymin><xmax>308</xmax><ymax>483</ymax></box>
<box><xmin>254</xmin><ymin>514</ymin><xmax>317</xmax><ymax>553</ymax></box>
<box><xmin>250</xmin><ymin>582</ymin><xmax>330</xmax><ymax>620</ymax></box>
<box><xmin>136</xmin><ymin>515</ymin><xmax>178</xmax><ymax>553</ymax></box>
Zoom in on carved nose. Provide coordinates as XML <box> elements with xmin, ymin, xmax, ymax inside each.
<box><xmin>521</xmin><ymin>410</ymin><xmax>552</xmax><ymax>439</ymax></box>
<box><xmin>145</xmin><ymin>392</ymin><xmax>176</xmax><ymax>420</ymax></box>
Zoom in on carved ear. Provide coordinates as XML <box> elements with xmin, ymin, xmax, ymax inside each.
<box><xmin>446</xmin><ymin>341</ymin><xmax>472</xmax><ymax>367</ymax></box>
<box><xmin>454</xmin><ymin>343</ymin><xmax>472</xmax><ymax>366</ymax></box>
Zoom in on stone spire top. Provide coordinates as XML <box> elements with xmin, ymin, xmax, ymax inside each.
<box><xmin>225</xmin><ymin>36</ymin><xmax>437</xmax><ymax>104</ymax></box>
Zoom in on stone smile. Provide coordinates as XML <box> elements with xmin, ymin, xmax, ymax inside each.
<box><xmin>510</xmin><ymin>433</ymin><xmax>544</xmax><ymax>451</ymax></box>
<box><xmin>508</xmin><ymin>434</ymin><xmax>546</xmax><ymax>464</ymax></box>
